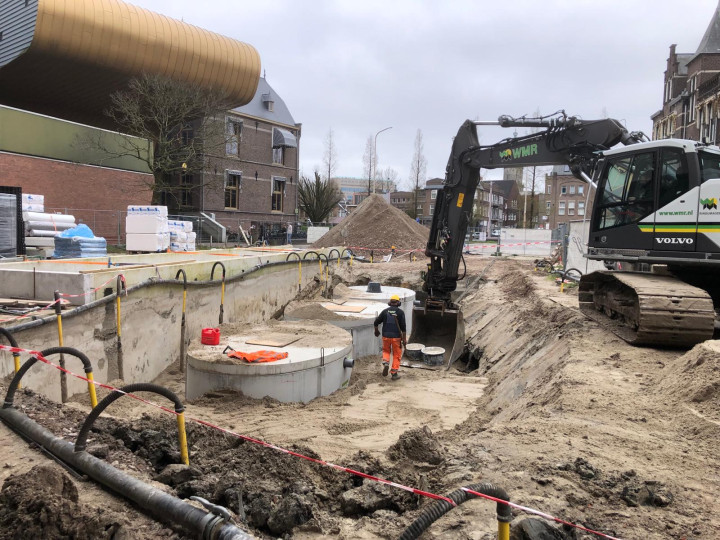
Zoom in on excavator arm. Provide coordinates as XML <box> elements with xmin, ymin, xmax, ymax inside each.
<box><xmin>423</xmin><ymin>113</ymin><xmax>643</xmax><ymax>303</ymax></box>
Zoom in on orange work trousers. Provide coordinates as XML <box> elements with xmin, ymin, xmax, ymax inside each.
<box><xmin>382</xmin><ymin>337</ymin><xmax>402</xmax><ymax>374</ymax></box>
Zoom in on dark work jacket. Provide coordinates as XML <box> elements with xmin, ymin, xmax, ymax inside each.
<box><xmin>374</xmin><ymin>306</ymin><xmax>406</xmax><ymax>338</ymax></box>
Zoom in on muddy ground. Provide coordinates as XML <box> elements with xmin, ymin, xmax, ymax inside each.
<box><xmin>1</xmin><ymin>257</ymin><xmax>719</xmax><ymax>539</ymax></box>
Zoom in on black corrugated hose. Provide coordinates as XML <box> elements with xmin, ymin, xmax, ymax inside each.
<box><xmin>399</xmin><ymin>482</ymin><xmax>511</xmax><ymax>540</ymax></box>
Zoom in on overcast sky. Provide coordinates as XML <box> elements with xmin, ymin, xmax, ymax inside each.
<box><xmin>137</xmin><ymin>0</ymin><xmax>719</xmax><ymax>188</ymax></box>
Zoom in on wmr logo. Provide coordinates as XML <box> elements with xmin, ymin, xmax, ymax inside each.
<box><xmin>498</xmin><ymin>144</ymin><xmax>539</xmax><ymax>162</ymax></box>
<box><xmin>701</xmin><ymin>197</ymin><xmax>718</xmax><ymax>210</ymax></box>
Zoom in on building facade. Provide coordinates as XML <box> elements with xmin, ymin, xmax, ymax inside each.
<box><xmin>652</xmin><ymin>5</ymin><xmax>720</xmax><ymax>143</ymax></box>
<box><xmin>543</xmin><ymin>165</ymin><xmax>593</xmax><ymax>229</ymax></box>
<box><xmin>167</xmin><ymin>77</ymin><xmax>301</xmax><ymax>240</ymax></box>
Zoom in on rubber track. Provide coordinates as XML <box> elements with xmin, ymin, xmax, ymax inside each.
<box><xmin>578</xmin><ymin>271</ymin><xmax>715</xmax><ymax>347</ymax></box>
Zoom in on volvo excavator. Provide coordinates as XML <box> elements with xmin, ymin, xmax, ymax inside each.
<box><xmin>412</xmin><ymin>111</ymin><xmax>720</xmax><ymax>365</ymax></box>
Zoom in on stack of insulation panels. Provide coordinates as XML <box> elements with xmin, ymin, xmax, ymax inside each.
<box><xmin>21</xmin><ymin>193</ymin><xmax>45</xmax><ymax>212</ymax></box>
<box><xmin>125</xmin><ymin>206</ymin><xmax>170</xmax><ymax>252</ymax></box>
<box><xmin>168</xmin><ymin>220</ymin><xmax>196</xmax><ymax>251</ymax></box>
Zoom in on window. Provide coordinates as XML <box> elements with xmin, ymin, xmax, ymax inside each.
<box><xmin>272</xmin><ymin>177</ymin><xmax>285</xmax><ymax>211</ymax></box>
<box><xmin>273</xmin><ymin>147</ymin><xmax>285</xmax><ymax>165</ymax></box>
<box><xmin>547</xmin><ymin>185</ymin><xmax>551</xmax><ymax>194</ymax></box>
<box><xmin>559</xmin><ymin>201</ymin><xmax>566</xmax><ymax>215</ymax></box>
<box><xmin>699</xmin><ymin>149</ymin><xmax>720</xmax><ymax>184</ymax></box>
<box><xmin>578</xmin><ymin>201</ymin><xmax>585</xmax><ymax>216</ymax></box>
<box><xmin>431</xmin><ymin>190</ymin><xmax>437</xmax><ymax>200</ymax></box>
<box><xmin>224</xmin><ymin>171</ymin><xmax>241</xmax><ymax>209</ymax></box>
<box><xmin>226</xmin><ymin>118</ymin><xmax>242</xmax><ymax>156</ymax></box>
<box><xmin>180</xmin><ymin>173</ymin><xmax>192</xmax><ymax>207</ymax></box>
<box><xmin>429</xmin><ymin>204</ymin><xmax>434</xmax><ymax>214</ymax></box>
<box><xmin>569</xmin><ymin>185</ymin><xmax>576</xmax><ymax>194</ymax></box>
<box><xmin>561</xmin><ymin>186</ymin><xmax>567</xmax><ymax>195</ymax></box>
<box><xmin>578</xmin><ymin>185</ymin><xmax>584</xmax><ymax>195</ymax></box>
<box><xmin>568</xmin><ymin>201</ymin><xmax>575</xmax><ymax>215</ymax></box>
<box><xmin>546</xmin><ymin>201</ymin><xmax>551</xmax><ymax>212</ymax></box>
<box><xmin>595</xmin><ymin>152</ymin><xmax>656</xmax><ymax>230</ymax></box>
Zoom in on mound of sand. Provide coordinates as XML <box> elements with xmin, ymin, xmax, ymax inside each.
<box><xmin>312</xmin><ymin>194</ymin><xmax>429</xmax><ymax>253</ymax></box>
<box><xmin>657</xmin><ymin>340</ymin><xmax>720</xmax><ymax>423</ymax></box>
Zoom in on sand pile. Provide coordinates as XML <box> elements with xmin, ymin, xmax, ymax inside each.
<box><xmin>312</xmin><ymin>194</ymin><xmax>429</xmax><ymax>253</ymax></box>
<box><xmin>657</xmin><ymin>340</ymin><xmax>720</xmax><ymax>423</ymax></box>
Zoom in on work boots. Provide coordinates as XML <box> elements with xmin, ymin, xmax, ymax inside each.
<box><xmin>382</xmin><ymin>363</ymin><xmax>389</xmax><ymax>377</ymax></box>
<box><xmin>391</xmin><ymin>372</ymin><xmax>400</xmax><ymax>381</ymax></box>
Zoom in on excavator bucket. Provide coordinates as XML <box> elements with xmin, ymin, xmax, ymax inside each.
<box><xmin>409</xmin><ymin>305</ymin><xmax>465</xmax><ymax>370</ymax></box>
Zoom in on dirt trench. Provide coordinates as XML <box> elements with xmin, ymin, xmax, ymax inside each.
<box><xmin>1</xmin><ymin>257</ymin><xmax>719</xmax><ymax>539</ymax></box>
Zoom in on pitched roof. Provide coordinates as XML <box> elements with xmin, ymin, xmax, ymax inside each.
<box><xmin>485</xmin><ymin>179</ymin><xmax>518</xmax><ymax>198</ymax></box>
<box><xmin>696</xmin><ymin>2</ymin><xmax>720</xmax><ymax>55</ymax></box>
<box><xmin>231</xmin><ymin>77</ymin><xmax>296</xmax><ymax>127</ymax></box>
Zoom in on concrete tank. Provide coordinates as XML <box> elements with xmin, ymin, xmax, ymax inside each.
<box><xmin>186</xmin><ymin>319</ymin><xmax>353</xmax><ymax>403</ymax></box>
<box><xmin>284</xmin><ymin>300</ymin><xmax>388</xmax><ymax>358</ymax></box>
<box><xmin>347</xmin><ymin>285</ymin><xmax>416</xmax><ymax>337</ymax></box>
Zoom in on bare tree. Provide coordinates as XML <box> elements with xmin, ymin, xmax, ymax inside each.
<box><xmin>363</xmin><ymin>135</ymin><xmax>374</xmax><ymax>196</ymax></box>
<box><xmin>408</xmin><ymin>129</ymin><xmax>427</xmax><ymax>219</ymax></box>
<box><xmin>322</xmin><ymin>128</ymin><xmax>338</xmax><ymax>183</ymax></box>
<box><xmin>84</xmin><ymin>73</ymin><xmax>235</xmax><ymax>205</ymax></box>
<box><xmin>379</xmin><ymin>166</ymin><xmax>399</xmax><ymax>193</ymax></box>
<box><xmin>298</xmin><ymin>171</ymin><xmax>343</xmax><ymax>224</ymax></box>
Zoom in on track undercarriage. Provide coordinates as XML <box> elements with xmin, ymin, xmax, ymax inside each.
<box><xmin>578</xmin><ymin>272</ymin><xmax>716</xmax><ymax>347</ymax></box>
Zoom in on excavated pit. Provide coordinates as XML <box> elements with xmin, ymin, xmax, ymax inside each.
<box><xmin>2</xmin><ymin>258</ymin><xmax>719</xmax><ymax>539</ymax></box>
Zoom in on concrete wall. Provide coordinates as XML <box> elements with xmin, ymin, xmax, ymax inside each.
<box><xmin>307</xmin><ymin>227</ymin><xmax>330</xmax><ymax>243</ymax></box>
<box><xmin>567</xmin><ymin>221</ymin><xmax>606</xmax><ymax>275</ymax></box>
<box><xmin>0</xmin><ymin>260</ymin><xmax>333</xmax><ymax>403</ymax></box>
<box><xmin>499</xmin><ymin>228</ymin><xmax>553</xmax><ymax>257</ymax></box>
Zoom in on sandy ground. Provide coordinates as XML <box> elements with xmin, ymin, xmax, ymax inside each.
<box><xmin>1</xmin><ymin>255</ymin><xmax>719</xmax><ymax>539</ymax></box>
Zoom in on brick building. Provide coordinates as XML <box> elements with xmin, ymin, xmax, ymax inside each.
<box><xmin>543</xmin><ymin>165</ymin><xmax>592</xmax><ymax>229</ymax></box>
<box><xmin>652</xmin><ymin>4</ymin><xmax>720</xmax><ymax>142</ymax></box>
<box><xmin>171</xmin><ymin>77</ymin><xmax>301</xmax><ymax>240</ymax></box>
<box><xmin>0</xmin><ymin>0</ymin><xmax>264</xmax><ymax>244</ymax></box>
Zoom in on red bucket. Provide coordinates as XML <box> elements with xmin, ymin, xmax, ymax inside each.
<box><xmin>201</xmin><ymin>327</ymin><xmax>220</xmax><ymax>345</ymax></box>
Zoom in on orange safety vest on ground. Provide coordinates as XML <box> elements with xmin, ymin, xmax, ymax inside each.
<box><xmin>227</xmin><ymin>350</ymin><xmax>289</xmax><ymax>363</ymax></box>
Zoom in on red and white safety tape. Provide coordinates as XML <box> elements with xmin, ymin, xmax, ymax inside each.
<box><xmin>0</xmin><ymin>343</ymin><xmax>623</xmax><ymax>539</ymax></box>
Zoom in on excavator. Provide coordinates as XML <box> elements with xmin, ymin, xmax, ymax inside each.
<box><xmin>411</xmin><ymin>111</ymin><xmax>720</xmax><ymax>365</ymax></box>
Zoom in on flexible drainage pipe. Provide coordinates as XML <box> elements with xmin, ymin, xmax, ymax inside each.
<box><xmin>398</xmin><ymin>482</ymin><xmax>512</xmax><ymax>540</ymax></box>
<box><xmin>0</xmin><ymin>407</ymin><xmax>254</xmax><ymax>540</ymax></box>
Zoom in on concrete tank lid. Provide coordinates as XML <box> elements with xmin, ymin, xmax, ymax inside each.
<box><xmin>346</xmin><ymin>285</ymin><xmax>415</xmax><ymax>302</ymax></box>
<box><xmin>187</xmin><ymin>319</ymin><xmax>352</xmax><ymax>371</ymax></box>
<box><xmin>285</xmin><ymin>300</ymin><xmax>388</xmax><ymax>321</ymax></box>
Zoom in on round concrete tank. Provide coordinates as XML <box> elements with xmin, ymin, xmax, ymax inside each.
<box><xmin>186</xmin><ymin>320</ymin><xmax>353</xmax><ymax>403</ymax></box>
<box><xmin>347</xmin><ymin>286</ymin><xmax>416</xmax><ymax>337</ymax></box>
<box><xmin>284</xmin><ymin>300</ymin><xmax>388</xmax><ymax>358</ymax></box>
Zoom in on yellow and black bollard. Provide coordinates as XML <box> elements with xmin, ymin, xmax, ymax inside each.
<box><xmin>53</xmin><ymin>290</ymin><xmax>68</xmax><ymax>402</ymax></box>
<box><xmin>0</xmin><ymin>328</ymin><xmax>22</xmax><ymax>388</ymax></box>
<box><xmin>175</xmin><ymin>269</ymin><xmax>188</xmax><ymax>373</ymax></box>
<box><xmin>177</xmin><ymin>410</ymin><xmax>189</xmax><ymax>465</ymax></box>
<box><xmin>115</xmin><ymin>275</ymin><xmax>126</xmax><ymax>380</ymax></box>
<box><xmin>211</xmin><ymin>262</ymin><xmax>226</xmax><ymax>325</ymax></box>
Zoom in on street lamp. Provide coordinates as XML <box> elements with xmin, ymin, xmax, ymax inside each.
<box><xmin>372</xmin><ymin>126</ymin><xmax>392</xmax><ymax>193</ymax></box>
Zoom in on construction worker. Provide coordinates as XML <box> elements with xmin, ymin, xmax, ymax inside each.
<box><xmin>373</xmin><ymin>294</ymin><xmax>406</xmax><ymax>380</ymax></box>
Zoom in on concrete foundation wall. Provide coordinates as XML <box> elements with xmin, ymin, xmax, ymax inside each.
<box><xmin>499</xmin><ymin>229</ymin><xmax>553</xmax><ymax>257</ymax></box>
<box><xmin>0</xmin><ymin>260</ymin><xmax>332</xmax><ymax>402</ymax></box>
